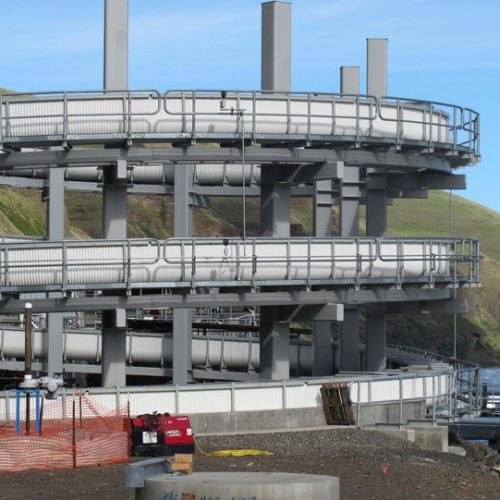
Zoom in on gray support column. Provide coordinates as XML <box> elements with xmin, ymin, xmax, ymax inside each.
<box><xmin>364</xmin><ymin>39</ymin><xmax>388</xmax><ymax>371</ymax></box>
<box><xmin>101</xmin><ymin>163</ymin><xmax>128</xmax><ymax>387</ymax></box>
<box><xmin>104</xmin><ymin>0</ymin><xmax>128</xmax><ymax>90</ymax></box>
<box><xmin>101</xmin><ymin>0</ymin><xmax>129</xmax><ymax>388</ymax></box>
<box><xmin>259</xmin><ymin>1</ymin><xmax>291</xmax><ymax>380</ymax></box>
<box><xmin>101</xmin><ymin>308</ymin><xmax>127</xmax><ymax>386</ymax></box>
<box><xmin>261</xmin><ymin>1</ymin><xmax>291</xmax><ymax>92</ymax></box>
<box><xmin>172</xmin><ymin>165</ymin><xmax>194</xmax><ymax>385</ymax></box>
<box><xmin>365</xmin><ymin>305</ymin><xmax>386</xmax><ymax>371</ymax></box>
<box><xmin>339</xmin><ymin>307</ymin><xmax>360</xmax><ymax>371</ymax></box>
<box><xmin>339</xmin><ymin>66</ymin><xmax>361</xmax><ymax>371</ymax></box>
<box><xmin>260</xmin><ymin>308</ymin><xmax>290</xmax><ymax>380</ymax></box>
<box><xmin>46</xmin><ymin>167</ymin><xmax>64</xmax><ymax>376</ymax></box>
<box><xmin>311</xmin><ymin>179</ymin><xmax>334</xmax><ymax>376</ymax></box>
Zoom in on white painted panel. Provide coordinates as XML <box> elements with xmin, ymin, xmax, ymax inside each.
<box><xmin>234</xmin><ymin>387</ymin><xmax>283</xmax><ymax>411</ymax></box>
<box><xmin>178</xmin><ymin>389</ymin><xmax>232</xmax><ymax>414</ymax></box>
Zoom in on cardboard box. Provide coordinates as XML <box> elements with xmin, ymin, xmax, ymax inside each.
<box><xmin>174</xmin><ymin>453</ymin><xmax>193</xmax><ymax>464</ymax></box>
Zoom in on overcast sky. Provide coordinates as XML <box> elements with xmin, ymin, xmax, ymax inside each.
<box><xmin>1</xmin><ymin>0</ymin><xmax>499</xmax><ymax>212</ymax></box>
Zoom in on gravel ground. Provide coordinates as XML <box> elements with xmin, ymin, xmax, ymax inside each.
<box><xmin>0</xmin><ymin>428</ymin><xmax>498</xmax><ymax>499</ymax></box>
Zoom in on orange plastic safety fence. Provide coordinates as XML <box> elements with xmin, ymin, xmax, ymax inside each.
<box><xmin>0</xmin><ymin>393</ymin><xmax>132</xmax><ymax>471</ymax></box>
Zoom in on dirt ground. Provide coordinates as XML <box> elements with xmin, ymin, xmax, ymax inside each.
<box><xmin>0</xmin><ymin>428</ymin><xmax>498</xmax><ymax>500</ymax></box>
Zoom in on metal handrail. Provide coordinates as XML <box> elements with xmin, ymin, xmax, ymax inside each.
<box><xmin>378</xmin><ymin>96</ymin><xmax>480</xmax><ymax>156</ymax></box>
<box><xmin>0</xmin><ymin>236</ymin><xmax>481</xmax><ymax>291</ymax></box>
<box><xmin>164</xmin><ymin>89</ymin><xmax>379</xmax><ymax>139</ymax></box>
<box><xmin>0</xmin><ymin>89</ymin><xmax>480</xmax><ymax>157</ymax></box>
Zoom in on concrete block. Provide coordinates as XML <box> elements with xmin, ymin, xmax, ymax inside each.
<box><xmin>407</xmin><ymin>425</ymin><xmax>449</xmax><ymax>453</ymax></box>
<box><xmin>365</xmin><ymin>426</ymin><xmax>416</xmax><ymax>443</ymax></box>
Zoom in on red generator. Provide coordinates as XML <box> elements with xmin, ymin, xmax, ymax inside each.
<box><xmin>131</xmin><ymin>412</ymin><xmax>195</xmax><ymax>456</ymax></box>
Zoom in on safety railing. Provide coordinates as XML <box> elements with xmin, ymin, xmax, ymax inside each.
<box><xmin>0</xmin><ymin>89</ymin><xmax>480</xmax><ymax>158</ymax></box>
<box><xmin>0</xmin><ymin>236</ymin><xmax>481</xmax><ymax>293</ymax></box>
<box><xmin>349</xmin><ymin>361</ymin><xmax>480</xmax><ymax>426</ymax></box>
<box><xmin>388</xmin><ymin>344</ymin><xmax>481</xmax><ymax>418</ymax></box>
<box><xmin>0</xmin><ymin>89</ymin><xmax>162</xmax><ymax>146</ymax></box>
<box><xmin>379</xmin><ymin>96</ymin><xmax>480</xmax><ymax>156</ymax></box>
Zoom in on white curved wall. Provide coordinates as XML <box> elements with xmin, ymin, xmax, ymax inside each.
<box><xmin>1</xmin><ymin>93</ymin><xmax>449</xmax><ymax>144</ymax></box>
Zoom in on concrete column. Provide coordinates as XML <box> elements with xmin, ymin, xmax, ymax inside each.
<box><xmin>365</xmin><ymin>305</ymin><xmax>386</xmax><ymax>371</ymax></box>
<box><xmin>339</xmin><ymin>65</ymin><xmax>361</xmax><ymax>371</ymax></box>
<box><xmin>101</xmin><ymin>1</ymin><xmax>129</xmax><ymax>387</ymax></box>
<box><xmin>172</xmin><ymin>164</ymin><xmax>194</xmax><ymax>385</ymax></box>
<box><xmin>46</xmin><ymin>167</ymin><xmax>64</xmax><ymax>376</ymax></box>
<box><xmin>259</xmin><ymin>1</ymin><xmax>291</xmax><ymax>380</ymax></box>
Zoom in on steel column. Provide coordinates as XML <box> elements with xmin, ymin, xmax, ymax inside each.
<box><xmin>259</xmin><ymin>307</ymin><xmax>290</xmax><ymax>380</ymax></box>
<box><xmin>172</xmin><ymin>165</ymin><xmax>194</xmax><ymax>385</ymax></box>
<box><xmin>104</xmin><ymin>0</ymin><xmax>129</xmax><ymax>90</ymax></box>
<box><xmin>339</xmin><ymin>65</ymin><xmax>361</xmax><ymax>372</ymax></box>
<box><xmin>312</xmin><ymin>179</ymin><xmax>334</xmax><ymax>375</ymax></box>
<box><xmin>46</xmin><ymin>167</ymin><xmax>64</xmax><ymax>376</ymax></box>
<box><xmin>102</xmin><ymin>0</ymin><xmax>129</xmax><ymax>388</ymax></box>
<box><xmin>260</xmin><ymin>1</ymin><xmax>291</xmax><ymax>380</ymax></box>
<box><xmin>339</xmin><ymin>307</ymin><xmax>360</xmax><ymax>371</ymax></box>
<box><xmin>261</xmin><ymin>1</ymin><xmax>291</xmax><ymax>92</ymax></box>
<box><xmin>366</xmin><ymin>38</ymin><xmax>388</xmax><ymax>98</ymax></box>
<box><xmin>365</xmin><ymin>305</ymin><xmax>387</xmax><ymax>371</ymax></box>
<box><xmin>365</xmin><ymin>39</ymin><xmax>388</xmax><ymax>371</ymax></box>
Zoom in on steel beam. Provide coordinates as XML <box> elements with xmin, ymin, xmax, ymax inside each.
<box><xmin>0</xmin><ymin>147</ymin><xmax>453</xmax><ymax>172</ymax></box>
<box><xmin>0</xmin><ymin>288</ymin><xmax>452</xmax><ymax>314</ymax></box>
<box><xmin>277</xmin><ymin>304</ymin><xmax>344</xmax><ymax>322</ymax></box>
<box><xmin>385</xmin><ymin>299</ymin><xmax>467</xmax><ymax>315</ymax></box>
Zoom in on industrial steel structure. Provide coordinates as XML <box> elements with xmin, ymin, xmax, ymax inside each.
<box><xmin>0</xmin><ymin>0</ymin><xmax>480</xmax><ymax>387</ymax></box>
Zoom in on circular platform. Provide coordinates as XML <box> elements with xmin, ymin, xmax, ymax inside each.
<box><xmin>137</xmin><ymin>471</ymin><xmax>339</xmax><ymax>500</ymax></box>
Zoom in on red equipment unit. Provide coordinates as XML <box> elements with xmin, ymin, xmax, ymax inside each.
<box><xmin>131</xmin><ymin>412</ymin><xmax>195</xmax><ymax>456</ymax></box>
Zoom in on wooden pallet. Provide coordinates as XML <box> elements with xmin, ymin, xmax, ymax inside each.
<box><xmin>320</xmin><ymin>382</ymin><xmax>355</xmax><ymax>425</ymax></box>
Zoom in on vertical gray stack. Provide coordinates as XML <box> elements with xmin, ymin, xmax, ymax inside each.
<box><xmin>365</xmin><ymin>38</ymin><xmax>388</xmax><ymax>371</ymax></box>
<box><xmin>259</xmin><ymin>1</ymin><xmax>292</xmax><ymax>380</ymax></box>
<box><xmin>339</xmin><ymin>66</ymin><xmax>361</xmax><ymax>371</ymax></box>
<box><xmin>101</xmin><ymin>0</ymin><xmax>129</xmax><ymax>387</ymax></box>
